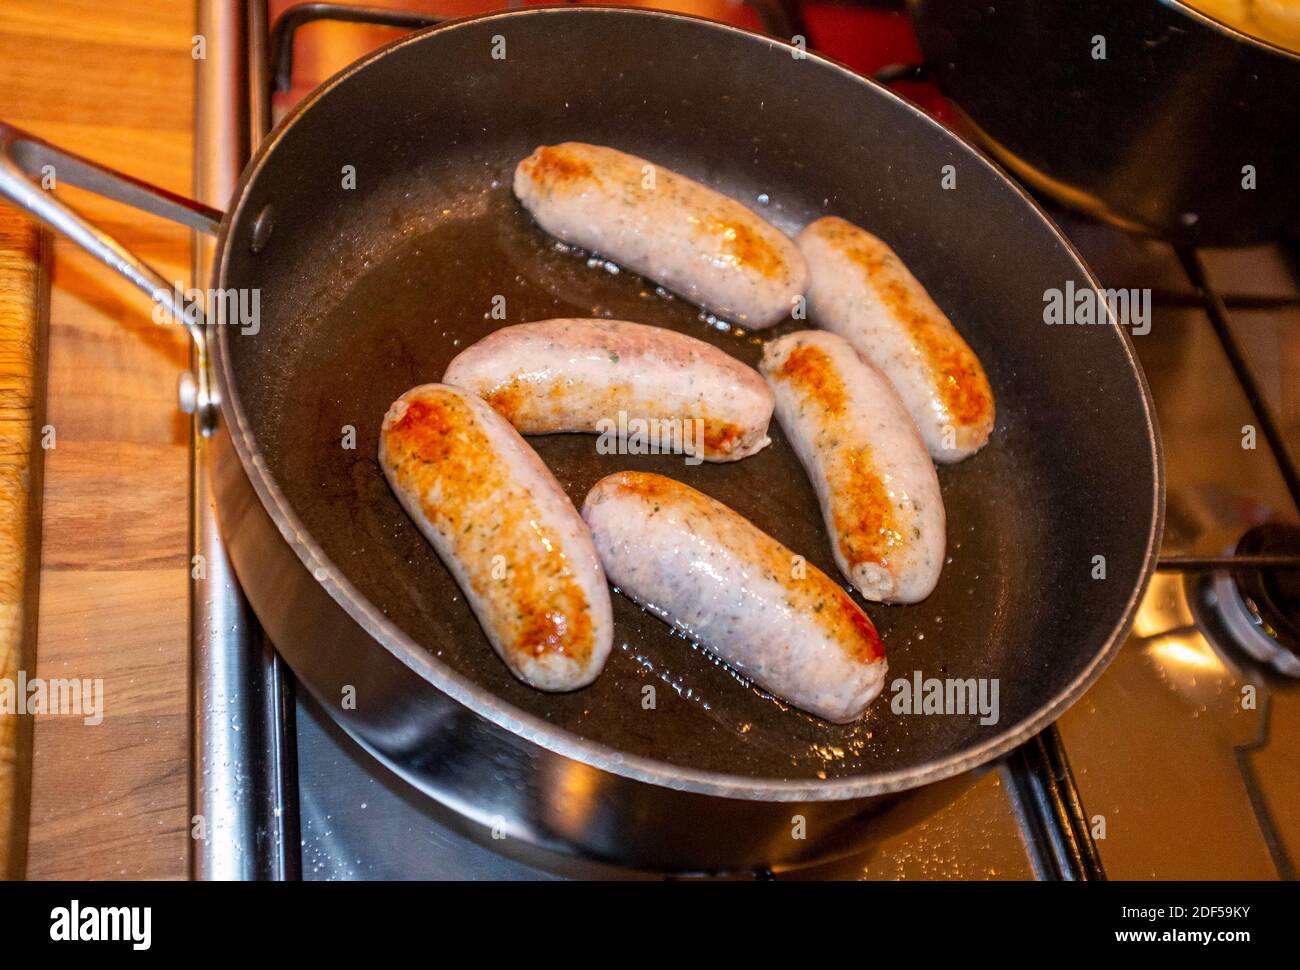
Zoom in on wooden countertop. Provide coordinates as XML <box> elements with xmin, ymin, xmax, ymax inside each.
<box><xmin>0</xmin><ymin>205</ymin><xmax>46</xmax><ymax>881</ymax></box>
<box><xmin>0</xmin><ymin>0</ymin><xmax>194</xmax><ymax>879</ymax></box>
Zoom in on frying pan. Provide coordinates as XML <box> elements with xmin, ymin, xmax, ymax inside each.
<box><xmin>0</xmin><ymin>7</ymin><xmax>1162</xmax><ymax>872</ymax></box>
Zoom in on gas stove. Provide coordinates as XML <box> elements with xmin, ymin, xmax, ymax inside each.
<box><xmin>190</xmin><ymin>0</ymin><xmax>1299</xmax><ymax>880</ymax></box>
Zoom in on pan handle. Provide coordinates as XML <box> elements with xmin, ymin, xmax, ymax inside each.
<box><xmin>0</xmin><ymin>122</ymin><xmax>225</xmax><ymax>433</ymax></box>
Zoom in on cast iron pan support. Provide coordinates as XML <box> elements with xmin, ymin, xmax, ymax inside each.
<box><xmin>267</xmin><ymin>0</ymin><xmax>808</xmax><ymax>100</ymax></box>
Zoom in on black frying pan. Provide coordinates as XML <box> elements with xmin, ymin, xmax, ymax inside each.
<box><xmin>0</xmin><ymin>6</ymin><xmax>1163</xmax><ymax>871</ymax></box>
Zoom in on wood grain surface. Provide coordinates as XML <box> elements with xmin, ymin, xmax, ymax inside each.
<box><xmin>0</xmin><ymin>210</ymin><xmax>46</xmax><ymax>881</ymax></box>
<box><xmin>0</xmin><ymin>0</ymin><xmax>194</xmax><ymax>879</ymax></box>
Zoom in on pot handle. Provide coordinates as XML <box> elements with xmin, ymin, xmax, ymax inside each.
<box><xmin>0</xmin><ymin>122</ymin><xmax>226</xmax><ymax>433</ymax></box>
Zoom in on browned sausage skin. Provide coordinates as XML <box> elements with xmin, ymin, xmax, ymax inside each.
<box><xmin>797</xmin><ymin>216</ymin><xmax>995</xmax><ymax>462</ymax></box>
<box><xmin>582</xmin><ymin>471</ymin><xmax>887</xmax><ymax>722</ymax></box>
<box><xmin>515</xmin><ymin>143</ymin><xmax>808</xmax><ymax>328</ymax></box>
<box><xmin>380</xmin><ymin>384</ymin><xmax>614</xmax><ymax>690</ymax></box>
<box><xmin>444</xmin><ymin>318</ymin><xmax>774</xmax><ymax>462</ymax></box>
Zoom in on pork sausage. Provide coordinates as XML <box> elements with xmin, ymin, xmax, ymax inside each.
<box><xmin>581</xmin><ymin>471</ymin><xmax>887</xmax><ymax>723</ymax></box>
<box><xmin>380</xmin><ymin>384</ymin><xmax>614</xmax><ymax>690</ymax></box>
<box><xmin>797</xmin><ymin>216</ymin><xmax>995</xmax><ymax>462</ymax></box>
<box><xmin>443</xmin><ymin>318</ymin><xmax>774</xmax><ymax>462</ymax></box>
<box><xmin>514</xmin><ymin>143</ymin><xmax>808</xmax><ymax>328</ymax></box>
<box><xmin>760</xmin><ymin>330</ymin><xmax>946</xmax><ymax>604</ymax></box>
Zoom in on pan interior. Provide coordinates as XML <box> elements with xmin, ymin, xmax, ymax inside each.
<box><xmin>222</xmin><ymin>11</ymin><xmax>1158</xmax><ymax>783</ymax></box>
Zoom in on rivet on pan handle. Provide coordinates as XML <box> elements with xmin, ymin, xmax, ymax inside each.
<box><xmin>0</xmin><ymin>122</ymin><xmax>226</xmax><ymax>435</ymax></box>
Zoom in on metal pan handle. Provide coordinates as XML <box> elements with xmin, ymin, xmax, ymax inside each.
<box><xmin>0</xmin><ymin>122</ymin><xmax>225</xmax><ymax>433</ymax></box>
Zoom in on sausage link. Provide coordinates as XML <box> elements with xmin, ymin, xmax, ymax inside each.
<box><xmin>380</xmin><ymin>384</ymin><xmax>613</xmax><ymax>690</ymax></box>
<box><xmin>797</xmin><ymin>216</ymin><xmax>995</xmax><ymax>462</ymax></box>
<box><xmin>761</xmin><ymin>331</ymin><xmax>946</xmax><ymax>604</ymax></box>
<box><xmin>514</xmin><ymin>143</ymin><xmax>808</xmax><ymax>328</ymax></box>
<box><xmin>444</xmin><ymin>318</ymin><xmax>774</xmax><ymax>462</ymax></box>
<box><xmin>581</xmin><ymin>471</ymin><xmax>887</xmax><ymax>723</ymax></box>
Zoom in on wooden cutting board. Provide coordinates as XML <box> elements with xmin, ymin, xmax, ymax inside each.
<box><xmin>0</xmin><ymin>209</ymin><xmax>46</xmax><ymax>881</ymax></box>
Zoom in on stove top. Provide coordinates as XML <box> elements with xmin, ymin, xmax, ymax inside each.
<box><xmin>190</xmin><ymin>0</ymin><xmax>1300</xmax><ymax>880</ymax></box>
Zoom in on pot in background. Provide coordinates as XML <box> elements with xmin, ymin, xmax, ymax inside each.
<box><xmin>910</xmin><ymin>0</ymin><xmax>1300</xmax><ymax>245</ymax></box>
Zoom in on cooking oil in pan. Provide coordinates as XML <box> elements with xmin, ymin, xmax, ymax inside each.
<box><xmin>258</xmin><ymin>166</ymin><xmax>1028</xmax><ymax>781</ymax></box>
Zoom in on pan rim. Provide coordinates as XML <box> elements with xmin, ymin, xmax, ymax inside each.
<box><xmin>212</xmin><ymin>5</ymin><xmax>1166</xmax><ymax>802</ymax></box>
<box><xmin>1163</xmin><ymin>0</ymin><xmax>1300</xmax><ymax>63</ymax></box>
